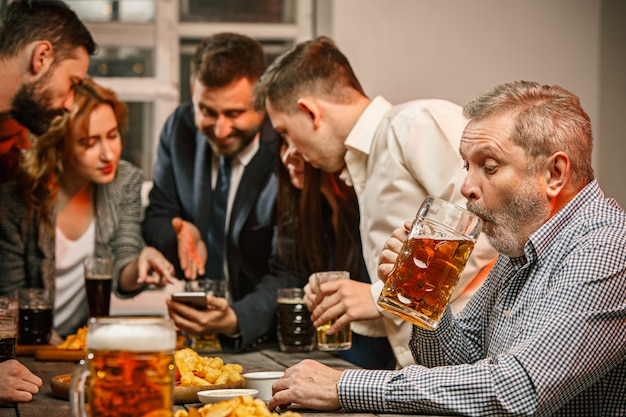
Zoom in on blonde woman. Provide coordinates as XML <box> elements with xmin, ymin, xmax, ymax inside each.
<box><xmin>0</xmin><ymin>78</ymin><xmax>174</xmax><ymax>340</ymax></box>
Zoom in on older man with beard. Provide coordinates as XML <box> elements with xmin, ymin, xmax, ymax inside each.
<box><xmin>142</xmin><ymin>33</ymin><xmax>297</xmax><ymax>353</ymax></box>
<box><xmin>0</xmin><ymin>0</ymin><xmax>95</xmax><ymax>136</ymax></box>
<box><xmin>267</xmin><ymin>81</ymin><xmax>626</xmax><ymax>416</ymax></box>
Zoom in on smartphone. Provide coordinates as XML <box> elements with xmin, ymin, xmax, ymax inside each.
<box><xmin>171</xmin><ymin>292</ymin><xmax>207</xmax><ymax>309</ymax></box>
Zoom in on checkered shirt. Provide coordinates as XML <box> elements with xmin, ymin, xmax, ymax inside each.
<box><xmin>339</xmin><ymin>179</ymin><xmax>626</xmax><ymax>416</ymax></box>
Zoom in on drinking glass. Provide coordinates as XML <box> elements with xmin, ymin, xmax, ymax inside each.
<box><xmin>314</xmin><ymin>271</ymin><xmax>352</xmax><ymax>351</ymax></box>
<box><xmin>70</xmin><ymin>316</ymin><xmax>177</xmax><ymax>417</ymax></box>
<box><xmin>18</xmin><ymin>288</ymin><xmax>53</xmax><ymax>345</ymax></box>
<box><xmin>0</xmin><ymin>289</ymin><xmax>18</xmax><ymax>318</ymax></box>
<box><xmin>184</xmin><ymin>279</ymin><xmax>225</xmax><ymax>352</ymax></box>
<box><xmin>377</xmin><ymin>195</ymin><xmax>483</xmax><ymax>329</ymax></box>
<box><xmin>83</xmin><ymin>257</ymin><xmax>113</xmax><ymax>318</ymax></box>
<box><xmin>276</xmin><ymin>288</ymin><xmax>316</xmax><ymax>353</ymax></box>
<box><xmin>0</xmin><ymin>316</ymin><xmax>17</xmax><ymax>362</ymax></box>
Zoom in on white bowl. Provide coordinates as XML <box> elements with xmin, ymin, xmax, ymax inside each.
<box><xmin>243</xmin><ymin>371</ymin><xmax>284</xmax><ymax>402</ymax></box>
<box><xmin>197</xmin><ymin>388</ymin><xmax>259</xmax><ymax>404</ymax></box>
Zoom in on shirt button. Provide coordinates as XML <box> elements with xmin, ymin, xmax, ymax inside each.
<box><xmin>504</xmin><ymin>310</ymin><xmax>511</xmax><ymax>317</ymax></box>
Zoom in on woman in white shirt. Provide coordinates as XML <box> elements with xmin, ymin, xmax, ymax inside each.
<box><xmin>0</xmin><ymin>78</ymin><xmax>174</xmax><ymax>340</ymax></box>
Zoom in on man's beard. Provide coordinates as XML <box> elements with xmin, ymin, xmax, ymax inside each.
<box><xmin>11</xmin><ymin>78</ymin><xmax>65</xmax><ymax>136</ymax></box>
<box><xmin>467</xmin><ymin>178</ymin><xmax>550</xmax><ymax>258</ymax></box>
<box><xmin>205</xmin><ymin>126</ymin><xmax>258</xmax><ymax>159</ymax></box>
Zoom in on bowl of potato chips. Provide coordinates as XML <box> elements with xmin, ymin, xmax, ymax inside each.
<box><xmin>174</xmin><ymin>348</ymin><xmax>244</xmax><ymax>404</ymax></box>
<box><xmin>175</xmin><ymin>395</ymin><xmax>302</xmax><ymax>417</ymax></box>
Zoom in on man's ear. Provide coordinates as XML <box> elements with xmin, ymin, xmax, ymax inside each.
<box><xmin>544</xmin><ymin>151</ymin><xmax>569</xmax><ymax>198</ymax></box>
<box><xmin>30</xmin><ymin>41</ymin><xmax>54</xmax><ymax>76</ymax></box>
<box><xmin>296</xmin><ymin>98</ymin><xmax>322</xmax><ymax>130</ymax></box>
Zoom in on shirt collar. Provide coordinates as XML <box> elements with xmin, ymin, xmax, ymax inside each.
<box><xmin>526</xmin><ymin>179</ymin><xmax>601</xmax><ymax>259</ymax></box>
<box><xmin>344</xmin><ymin>96</ymin><xmax>392</xmax><ymax>155</ymax></box>
<box><xmin>214</xmin><ymin>133</ymin><xmax>260</xmax><ymax>168</ymax></box>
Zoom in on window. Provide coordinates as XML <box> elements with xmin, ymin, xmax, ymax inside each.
<box><xmin>67</xmin><ymin>0</ymin><xmax>313</xmax><ymax>179</ymax></box>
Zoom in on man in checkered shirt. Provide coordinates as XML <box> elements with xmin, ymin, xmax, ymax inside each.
<box><xmin>268</xmin><ymin>81</ymin><xmax>626</xmax><ymax>416</ymax></box>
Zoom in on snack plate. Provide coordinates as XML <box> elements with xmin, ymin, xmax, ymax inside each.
<box><xmin>197</xmin><ymin>388</ymin><xmax>258</xmax><ymax>404</ymax></box>
<box><xmin>50</xmin><ymin>374</ymin><xmax>246</xmax><ymax>404</ymax></box>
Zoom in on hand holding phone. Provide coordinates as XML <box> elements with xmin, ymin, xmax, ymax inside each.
<box><xmin>171</xmin><ymin>292</ymin><xmax>208</xmax><ymax>309</ymax></box>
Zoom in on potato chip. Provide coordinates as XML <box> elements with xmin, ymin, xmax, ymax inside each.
<box><xmin>174</xmin><ymin>348</ymin><xmax>243</xmax><ymax>387</ymax></box>
<box><xmin>56</xmin><ymin>326</ymin><xmax>88</xmax><ymax>351</ymax></box>
<box><xmin>177</xmin><ymin>396</ymin><xmax>302</xmax><ymax>417</ymax></box>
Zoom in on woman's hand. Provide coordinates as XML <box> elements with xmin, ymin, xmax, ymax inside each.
<box><xmin>136</xmin><ymin>246</ymin><xmax>176</xmax><ymax>287</ymax></box>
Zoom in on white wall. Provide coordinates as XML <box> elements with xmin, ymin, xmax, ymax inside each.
<box><xmin>318</xmin><ymin>0</ymin><xmax>625</xmax><ymax>207</ymax></box>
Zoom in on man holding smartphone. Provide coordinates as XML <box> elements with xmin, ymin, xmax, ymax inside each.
<box><xmin>143</xmin><ymin>33</ymin><xmax>300</xmax><ymax>352</ymax></box>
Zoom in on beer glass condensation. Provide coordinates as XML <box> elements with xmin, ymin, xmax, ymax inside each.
<box><xmin>377</xmin><ymin>196</ymin><xmax>483</xmax><ymax>330</ymax></box>
<box><xmin>71</xmin><ymin>316</ymin><xmax>177</xmax><ymax>417</ymax></box>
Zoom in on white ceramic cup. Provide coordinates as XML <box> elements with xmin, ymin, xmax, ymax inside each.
<box><xmin>243</xmin><ymin>371</ymin><xmax>284</xmax><ymax>402</ymax></box>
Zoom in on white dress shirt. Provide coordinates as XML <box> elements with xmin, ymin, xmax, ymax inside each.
<box><xmin>342</xmin><ymin>96</ymin><xmax>497</xmax><ymax>367</ymax></box>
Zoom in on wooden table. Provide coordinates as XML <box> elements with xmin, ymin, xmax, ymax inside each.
<box><xmin>0</xmin><ymin>346</ymin><xmax>448</xmax><ymax>417</ymax></box>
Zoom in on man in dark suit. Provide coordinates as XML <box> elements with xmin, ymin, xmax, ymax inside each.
<box><xmin>142</xmin><ymin>33</ymin><xmax>295</xmax><ymax>352</ymax></box>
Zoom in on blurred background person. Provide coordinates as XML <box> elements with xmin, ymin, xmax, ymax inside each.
<box><xmin>0</xmin><ymin>78</ymin><xmax>174</xmax><ymax>341</ymax></box>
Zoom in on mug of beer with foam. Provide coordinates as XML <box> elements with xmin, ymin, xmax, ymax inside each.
<box><xmin>70</xmin><ymin>316</ymin><xmax>177</xmax><ymax>417</ymax></box>
<box><xmin>378</xmin><ymin>196</ymin><xmax>483</xmax><ymax>330</ymax></box>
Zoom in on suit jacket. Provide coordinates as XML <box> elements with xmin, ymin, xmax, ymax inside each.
<box><xmin>142</xmin><ymin>102</ymin><xmax>296</xmax><ymax>351</ymax></box>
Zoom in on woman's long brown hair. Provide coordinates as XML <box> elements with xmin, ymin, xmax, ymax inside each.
<box><xmin>276</xmin><ymin>152</ymin><xmax>361</xmax><ymax>279</ymax></box>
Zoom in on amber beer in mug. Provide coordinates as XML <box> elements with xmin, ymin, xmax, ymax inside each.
<box><xmin>71</xmin><ymin>317</ymin><xmax>177</xmax><ymax>417</ymax></box>
<box><xmin>378</xmin><ymin>196</ymin><xmax>483</xmax><ymax>329</ymax></box>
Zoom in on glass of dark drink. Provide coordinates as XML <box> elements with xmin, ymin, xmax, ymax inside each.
<box><xmin>18</xmin><ymin>288</ymin><xmax>54</xmax><ymax>345</ymax></box>
<box><xmin>0</xmin><ymin>315</ymin><xmax>17</xmax><ymax>362</ymax></box>
<box><xmin>70</xmin><ymin>316</ymin><xmax>177</xmax><ymax>417</ymax></box>
<box><xmin>276</xmin><ymin>287</ymin><xmax>316</xmax><ymax>353</ymax></box>
<box><xmin>83</xmin><ymin>257</ymin><xmax>113</xmax><ymax>318</ymax></box>
<box><xmin>377</xmin><ymin>196</ymin><xmax>483</xmax><ymax>330</ymax></box>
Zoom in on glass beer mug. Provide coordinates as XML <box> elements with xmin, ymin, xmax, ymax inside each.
<box><xmin>71</xmin><ymin>316</ymin><xmax>177</xmax><ymax>417</ymax></box>
<box><xmin>378</xmin><ymin>196</ymin><xmax>483</xmax><ymax>330</ymax></box>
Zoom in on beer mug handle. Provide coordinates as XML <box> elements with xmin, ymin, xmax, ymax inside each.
<box><xmin>70</xmin><ymin>359</ymin><xmax>90</xmax><ymax>417</ymax></box>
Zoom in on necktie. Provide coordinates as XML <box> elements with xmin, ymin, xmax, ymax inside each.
<box><xmin>206</xmin><ymin>156</ymin><xmax>231</xmax><ymax>280</ymax></box>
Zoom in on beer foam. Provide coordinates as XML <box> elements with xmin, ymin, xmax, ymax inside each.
<box><xmin>87</xmin><ymin>322</ymin><xmax>175</xmax><ymax>351</ymax></box>
<box><xmin>276</xmin><ymin>297</ymin><xmax>305</xmax><ymax>304</ymax></box>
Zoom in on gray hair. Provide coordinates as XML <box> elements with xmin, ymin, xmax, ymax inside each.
<box><xmin>464</xmin><ymin>81</ymin><xmax>594</xmax><ymax>184</ymax></box>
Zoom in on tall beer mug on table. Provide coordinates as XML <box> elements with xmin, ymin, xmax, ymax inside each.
<box><xmin>377</xmin><ymin>196</ymin><xmax>483</xmax><ymax>330</ymax></box>
<box><xmin>71</xmin><ymin>317</ymin><xmax>177</xmax><ymax>417</ymax></box>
